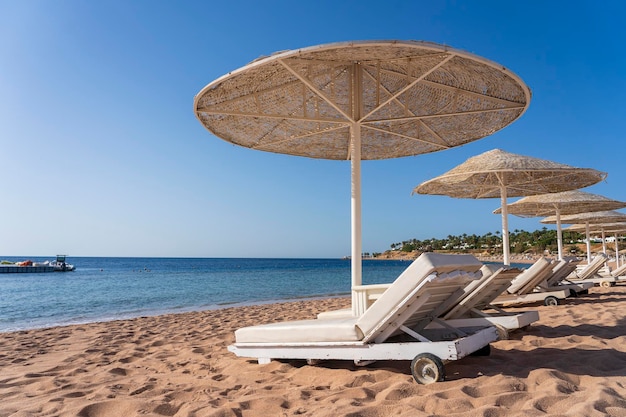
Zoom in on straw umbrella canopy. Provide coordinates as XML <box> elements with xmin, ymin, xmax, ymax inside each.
<box><xmin>194</xmin><ymin>40</ymin><xmax>532</xmax><ymax>315</ymax></box>
<box><xmin>542</xmin><ymin>211</ymin><xmax>626</xmax><ymax>264</ymax></box>
<box><xmin>493</xmin><ymin>190</ymin><xmax>626</xmax><ymax>261</ymax></box>
<box><xmin>566</xmin><ymin>222</ymin><xmax>626</xmax><ymax>267</ymax></box>
<box><xmin>414</xmin><ymin>149</ymin><xmax>607</xmax><ymax>265</ymax></box>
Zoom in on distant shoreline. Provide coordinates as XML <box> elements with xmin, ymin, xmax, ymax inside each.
<box><xmin>369</xmin><ymin>251</ymin><xmax>544</xmax><ymax>265</ymax></box>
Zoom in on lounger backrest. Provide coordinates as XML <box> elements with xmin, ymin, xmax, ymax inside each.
<box><xmin>545</xmin><ymin>260</ymin><xmax>578</xmax><ymax>287</ymax></box>
<box><xmin>455</xmin><ymin>263</ymin><xmax>499</xmax><ymax>299</ymax></box>
<box><xmin>611</xmin><ymin>263</ymin><xmax>626</xmax><ymax>278</ymax></box>
<box><xmin>576</xmin><ymin>254</ymin><xmax>607</xmax><ymax>280</ymax></box>
<box><xmin>356</xmin><ymin>253</ymin><xmax>482</xmax><ymax>343</ymax></box>
<box><xmin>443</xmin><ymin>265</ymin><xmax>522</xmax><ymax>319</ymax></box>
<box><xmin>506</xmin><ymin>257</ymin><xmax>553</xmax><ymax>295</ymax></box>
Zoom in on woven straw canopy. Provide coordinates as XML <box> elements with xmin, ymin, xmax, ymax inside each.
<box><xmin>414</xmin><ymin>149</ymin><xmax>607</xmax><ymax>198</ymax></box>
<box><xmin>194</xmin><ymin>40</ymin><xmax>531</xmax><ymax>160</ymax></box>
<box><xmin>566</xmin><ymin>223</ymin><xmax>626</xmax><ymax>267</ymax></box>
<box><xmin>414</xmin><ymin>149</ymin><xmax>606</xmax><ymax>265</ymax></box>
<box><xmin>494</xmin><ymin>190</ymin><xmax>626</xmax><ymax>259</ymax></box>
<box><xmin>561</xmin><ymin>216</ymin><xmax>626</xmax><ymax>264</ymax></box>
<box><xmin>566</xmin><ymin>223</ymin><xmax>626</xmax><ymax>233</ymax></box>
<box><xmin>542</xmin><ymin>211</ymin><xmax>626</xmax><ymax>225</ymax></box>
<box><xmin>494</xmin><ymin>190</ymin><xmax>626</xmax><ymax>217</ymax></box>
<box><xmin>493</xmin><ymin>190</ymin><xmax>625</xmax><ymax>261</ymax></box>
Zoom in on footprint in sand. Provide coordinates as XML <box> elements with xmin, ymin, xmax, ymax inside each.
<box><xmin>109</xmin><ymin>367</ymin><xmax>130</xmax><ymax>376</ymax></box>
<box><xmin>129</xmin><ymin>384</ymin><xmax>155</xmax><ymax>396</ymax></box>
<box><xmin>63</xmin><ymin>391</ymin><xmax>88</xmax><ymax>398</ymax></box>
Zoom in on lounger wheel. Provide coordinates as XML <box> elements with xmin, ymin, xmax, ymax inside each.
<box><xmin>544</xmin><ymin>296</ymin><xmax>559</xmax><ymax>306</ymax></box>
<box><xmin>410</xmin><ymin>353</ymin><xmax>444</xmax><ymax>384</ymax></box>
<box><xmin>600</xmin><ymin>281</ymin><xmax>612</xmax><ymax>288</ymax></box>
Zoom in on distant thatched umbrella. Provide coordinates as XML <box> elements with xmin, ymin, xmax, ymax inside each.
<box><xmin>566</xmin><ymin>222</ymin><xmax>626</xmax><ymax>267</ymax></box>
<box><xmin>493</xmin><ymin>190</ymin><xmax>626</xmax><ymax>260</ymax></box>
<box><xmin>543</xmin><ymin>211</ymin><xmax>626</xmax><ymax>264</ymax></box>
<box><xmin>414</xmin><ymin>149</ymin><xmax>606</xmax><ymax>265</ymax></box>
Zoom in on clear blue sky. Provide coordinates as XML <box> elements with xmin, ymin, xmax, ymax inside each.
<box><xmin>1</xmin><ymin>1</ymin><xmax>625</xmax><ymax>258</ymax></box>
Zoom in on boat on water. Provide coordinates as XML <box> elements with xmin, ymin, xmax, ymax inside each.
<box><xmin>0</xmin><ymin>255</ymin><xmax>75</xmax><ymax>273</ymax></box>
<box><xmin>45</xmin><ymin>255</ymin><xmax>76</xmax><ymax>272</ymax></box>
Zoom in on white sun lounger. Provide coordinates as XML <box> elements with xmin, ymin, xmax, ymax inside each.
<box><xmin>228</xmin><ymin>253</ymin><xmax>498</xmax><ymax>384</ymax></box>
<box><xmin>568</xmin><ymin>254</ymin><xmax>615</xmax><ymax>287</ymax></box>
<box><xmin>610</xmin><ymin>263</ymin><xmax>626</xmax><ymax>280</ymax></box>
<box><xmin>320</xmin><ymin>264</ymin><xmax>539</xmax><ymax>339</ymax></box>
<box><xmin>539</xmin><ymin>259</ymin><xmax>592</xmax><ymax>294</ymax></box>
<box><xmin>490</xmin><ymin>257</ymin><xmax>575</xmax><ymax>306</ymax></box>
<box><xmin>436</xmin><ymin>265</ymin><xmax>539</xmax><ymax>338</ymax></box>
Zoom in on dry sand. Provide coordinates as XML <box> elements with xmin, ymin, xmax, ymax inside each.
<box><xmin>2</xmin><ymin>287</ymin><xmax>626</xmax><ymax>417</ymax></box>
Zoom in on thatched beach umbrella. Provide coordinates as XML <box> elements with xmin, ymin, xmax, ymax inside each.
<box><xmin>194</xmin><ymin>40</ymin><xmax>532</xmax><ymax>315</ymax></box>
<box><xmin>566</xmin><ymin>222</ymin><xmax>626</xmax><ymax>267</ymax></box>
<box><xmin>543</xmin><ymin>211</ymin><xmax>626</xmax><ymax>264</ymax></box>
<box><xmin>414</xmin><ymin>149</ymin><xmax>606</xmax><ymax>265</ymax></box>
<box><xmin>493</xmin><ymin>190</ymin><xmax>626</xmax><ymax>261</ymax></box>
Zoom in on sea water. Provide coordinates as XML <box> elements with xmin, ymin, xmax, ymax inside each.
<box><xmin>0</xmin><ymin>257</ymin><xmax>525</xmax><ymax>333</ymax></box>
<box><xmin>0</xmin><ymin>257</ymin><xmax>413</xmax><ymax>332</ymax></box>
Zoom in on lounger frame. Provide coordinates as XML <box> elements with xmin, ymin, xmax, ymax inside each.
<box><xmin>228</xmin><ymin>326</ymin><xmax>496</xmax><ymax>364</ymax></box>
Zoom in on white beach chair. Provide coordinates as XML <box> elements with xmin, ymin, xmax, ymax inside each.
<box><xmin>228</xmin><ymin>253</ymin><xmax>498</xmax><ymax>384</ymax></box>
<box><xmin>568</xmin><ymin>254</ymin><xmax>615</xmax><ymax>287</ymax></box>
<box><xmin>610</xmin><ymin>263</ymin><xmax>626</xmax><ymax>280</ymax></box>
<box><xmin>539</xmin><ymin>259</ymin><xmax>592</xmax><ymax>294</ymax></box>
<box><xmin>436</xmin><ymin>265</ymin><xmax>539</xmax><ymax>338</ymax></box>
<box><xmin>490</xmin><ymin>257</ymin><xmax>575</xmax><ymax>306</ymax></box>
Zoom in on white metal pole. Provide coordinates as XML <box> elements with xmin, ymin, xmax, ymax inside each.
<box><xmin>615</xmin><ymin>233</ymin><xmax>620</xmax><ymax>268</ymax></box>
<box><xmin>556</xmin><ymin>208</ymin><xmax>563</xmax><ymax>261</ymax></box>
<box><xmin>602</xmin><ymin>230</ymin><xmax>607</xmax><ymax>254</ymax></box>
<box><xmin>500</xmin><ymin>184</ymin><xmax>510</xmax><ymax>266</ymax></box>
<box><xmin>350</xmin><ymin>122</ymin><xmax>362</xmax><ymax>293</ymax></box>
<box><xmin>585</xmin><ymin>221</ymin><xmax>592</xmax><ymax>265</ymax></box>
<box><xmin>350</xmin><ymin>62</ymin><xmax>363</xmax><ymax>316</ymax></box>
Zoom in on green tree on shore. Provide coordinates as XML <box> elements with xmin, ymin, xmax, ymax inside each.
<box><xmin>383</xmin><ymin>228</ymin><xmax>607</xmax><ymax>256</ymax></box>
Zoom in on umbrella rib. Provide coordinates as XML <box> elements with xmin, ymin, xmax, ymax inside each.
<box><xmin>198</xmin><ymin>62</ymin><xmax>352</xmax><ymax>121</ymax></box>
<box><xmin>420</xmin><ymin>79</ymin><xmax>526</xmax><ymax>107</ymax></box>
<box><xmin>197</xmin><ymin>75</ymin><xmax>315</xmax><ymax>113</ymax></box>
<box><xmin>418</xmin><ymin>119</ymin><xmax>450</xmax><ymax>148</ymax></box>
<box><xmin>362</xmin><ymin>106</ymin><xmax>526</xmax><ymax>124</ymax></box>
<box><xmin>196</xmin><ymin>108</ymin><xmax>349</xmax><ymax>124</ymax></box>
<box><xmin>364</xmin><ymin>64</ymin><xmax>527</xmax><ymax>108</ymax></box>
<box><xmin>360</xmin><ymin>63</ymin><xmax>419</xmax><ymax>119</ymax></box>
<box><xmin>359</xmin><ymin>54</ymin><xmax>456</xmax><ymax>122</ymax></box>
<box><xmin>278</xmin><ymin>58</ymin><xmax>352</xmax><ymax>122</ymax></box>
<box><xmin>362</xmin><ymin>125</ymin><xmax>450</xmax><ymax>150</ymax></box>
<box><xmin>503</xmin><ymin>171</ymin><xmax>596</xmax><ymax>192</ymax></box>
<box><xmin>252</xmin><ymin>124</ymin><xmax>348</xmax><ymax>150</ymax></box>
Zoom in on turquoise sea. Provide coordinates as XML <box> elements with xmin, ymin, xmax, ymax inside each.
<box><xmin>0</xmin><ymin>256</ymin><xmax>522</xmax><ymax>333</ymax></box>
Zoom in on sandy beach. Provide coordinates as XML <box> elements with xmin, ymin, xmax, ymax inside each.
<box><xmin>2</xmin><ymin>286</ymin><xmax>626</xmax><ymax>417</ymax></box>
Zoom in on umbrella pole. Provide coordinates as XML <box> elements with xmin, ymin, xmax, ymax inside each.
<box><xmin>615</xmin><ymin>232</ymin><xmax>619</xmax><ymax>269</ymax></box>
<box><xmin>556</xmin><ymin>208</ymin><xmax>563</xmax><ymax>261</ymax></box>
<box><xmin>350</xmin><ymin>122</ymin><xmax>363</xmax><ymax>316</ymax></box>
<box><xmin>585</xmin><ymin>221</ymin><xmax>591</xmax><ymax>265</ymax></box>
<box><xmin>500</xmin><ymin>184</ymin><xmax>510</xmax><ymax>266</ymax></box>
<box><xmin>601</xmin><ymin>229</ymin><xmax>608</xmax><ymax>270</ymax></box>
